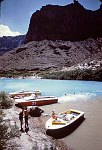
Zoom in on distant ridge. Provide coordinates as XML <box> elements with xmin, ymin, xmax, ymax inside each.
<box><xmin>25</xmin><ymin>1</ymin><xmax>102</xmax><ymax>43</ymax></box>
<box><xmin>0</xmin><ymin>35</ymin><xmax>25</xmax><ymax>55</ymax></box>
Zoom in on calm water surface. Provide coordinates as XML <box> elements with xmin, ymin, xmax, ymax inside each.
<box><xmin>0</xmin><ymin>78</ymin><xmax>102</xmax><ymax>100</ymax></box>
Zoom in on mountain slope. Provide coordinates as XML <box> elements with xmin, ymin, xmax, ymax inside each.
<box><xmin>0</xmin><ymin>38</ymin><xmax>102</xmax><ymax>71</ymax></box>
<box><xmin>0</xmin><ymin>2</ymin><xmax>102</xmax><ymax>74</ymax></box>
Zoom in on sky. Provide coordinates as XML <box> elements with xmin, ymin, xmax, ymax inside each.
<box><xmin>0</xmin><ymin>0</ymin><xmax>101</xmax><ymax>37</ymax></box>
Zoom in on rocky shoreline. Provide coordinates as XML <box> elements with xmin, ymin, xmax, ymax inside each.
<box><xmin>3</xmin><ymin>106</ymin><xmax>71</xmax><ymax>150</ymax></box>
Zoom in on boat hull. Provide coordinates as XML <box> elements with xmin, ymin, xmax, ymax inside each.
<box><xmin>9</xmin><ymin>90</ymin><xmax>41</xmax><ymax>98</ymax></box>
<box><xmin>46</xmin><ymin>115</ymin><xmax>84</xmax><ymax>138</ymax></box>
<box><xmin>15</xmin><ymin>97</ymin><xmax>58</xmax><ymax>107</ymax></box>
<box><xmin>46</xmin><ymin>109</ymin><xmax>85</xmax><ymax>139</ymax></box>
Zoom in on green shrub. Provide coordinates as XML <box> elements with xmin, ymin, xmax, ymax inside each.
<box><xmin>0</xmin><ymin>110</ymin><xmax>8</xmax><ymax>149</ymax></box>
<box><xmin>0</xmin><ymin>92</ymin><xmax>13</xmax><ymax>109</ymax></box>
<box><xmin>0</xmin><ymin>110</ymin><xmax>20</xmax><ymax>149</ymax></box>
<box><xmin>40</xmin><ymin>69</ymin><xmax>102</xmax><ymax>81</ymax></box>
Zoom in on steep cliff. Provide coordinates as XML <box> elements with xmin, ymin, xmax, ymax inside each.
<box><xmin>25</xmin><ymin>1</ymin><xmax>102</xmax><ymax>43</ymax></box>
<box><xmin>0</xmin><ymin>1</ymin><xmax>102</xmax><ymax>75</ymax></box>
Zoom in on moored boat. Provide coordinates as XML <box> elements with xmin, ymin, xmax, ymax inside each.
<box><xmin>9</xmin><ymin>90</ymin><xmax>41</xmax><ymax>98</ymax></box>
<box><xmin>15</xmin><ymin>95</ymin><xmax>58</xmax><ymax>107</ymax></box>
<box><xmin>45</xmin><ymin>109</ymin><xmax>85</xmax><ymax>138</ymax></box>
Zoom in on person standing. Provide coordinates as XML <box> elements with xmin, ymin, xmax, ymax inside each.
<box><xmin>24</xmin><ymin>107</ymin><xmax>29</xmax><ymax>131</ymax></box>
<box><xmin>19</xmin><ymin>108</ymin><xmax>24</xmax><ymax>132</ymax></box>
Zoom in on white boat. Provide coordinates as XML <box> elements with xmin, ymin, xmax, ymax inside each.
<box><xmin>9</xmin><ymin>90</ymin><xmax>41</xmax><ymax>98</ymax></box>
<box><xmin>15</xmin><ymin>95</ymin><xmax>58</xmax><ymax>107</ymax></box>
<box><xmin>45</xmin><ymin>109</ymin><xmax>85</xmax><ymax>138</ymax></box>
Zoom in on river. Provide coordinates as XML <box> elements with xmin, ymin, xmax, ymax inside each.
<box><xmin>0</xmin><ymin>78</ymin><xmax>102</xmax><ymax>99</ymax></box>
<box><xmin>1</xmin><ymin>78</ymin><xmax>102</xmax><ymax>150</ymax></box>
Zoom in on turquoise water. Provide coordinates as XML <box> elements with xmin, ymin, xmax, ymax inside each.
<box><xmin>0</xmin><ymin>78</ymin><xmax>102</xmax><ymax>100</ymax></box>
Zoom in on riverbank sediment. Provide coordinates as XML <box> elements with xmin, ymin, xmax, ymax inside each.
<box><xmin>40</xmin><ymin>96</ymin><xmax>102</xmax><ymax>150</ymax></box>
<box><xmin>2</xmin><ymin>94</ymin><xmax>102</xmax><ymax>150</ymax></box>
<box><xmin>3</xmin><ymin>106</ymin><xmax>71</xmax><ymax>150</ymax></box>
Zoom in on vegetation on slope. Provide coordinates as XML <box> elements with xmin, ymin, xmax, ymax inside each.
<box><xmin>0</xmin><ymin>92</ymin><xmax>20</xmax><ymax>150</ymax></box>
<box><xmin>39</xmin><ymin>69</ymin><xmax>102</xmax><ymax>81</ymax></box>
<box><xmin>0</xmin><ymin>70</ymin><xmax>32</xmax><ymax>78</ymax></box>
<box><xmin>0</xmin><ymin>92</ymin><xmax>13</xmax><ymax>109</ymax></box>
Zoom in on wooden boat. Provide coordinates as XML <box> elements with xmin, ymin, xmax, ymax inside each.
<box><xmin>45</xmin><ymin>109</ymin><xmax>85</xmax><ymax>138</ymax></box>
<box><xmin>15</xmin><ymin>95</ymin><xmax>58</xmax><ymax>107</ymax></box>
<box><xmin>9</xmin><ymin>90</ymin><xmax>41</xmax><ymax>98</ymax></box>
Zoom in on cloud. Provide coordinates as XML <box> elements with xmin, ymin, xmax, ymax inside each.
<box><xmin>0</xmin><ymin>24</ymin><xmax>21</xmax><ymax>37</ymax></box>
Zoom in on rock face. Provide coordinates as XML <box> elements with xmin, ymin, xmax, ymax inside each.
<box><xmin>0</xmin><ymin>38</ymin><xmax>102</xmax><ymax>71</ymax></box>
<box><xmin>25</xmin><ymin>1</ymin><xmax>102</xmax><ymax>43</ymax></box>
<box><xmin>0</xmin><ymin>2</ymin><xmax>102</xmax><ymax>72</ymax></box>
<box><xmin>0</xmin><ymin>35</ymin><xmax>25</xmax><ymax>55</ymax></box>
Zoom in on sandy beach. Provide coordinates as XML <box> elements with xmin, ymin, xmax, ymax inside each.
<box><xmin>2</xmin><ymin>96</ymin><xmax>102</xmax><ymax>150</ymax></box>
<box><xmin>3</xmin><ymin>103</ymin><xmax>71</xmax><ymax>150</ymax></box>
<box><xmin>40</xmin><ymin>96</ymin><xmax>102</xmax><ymax>150</ymax></box>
